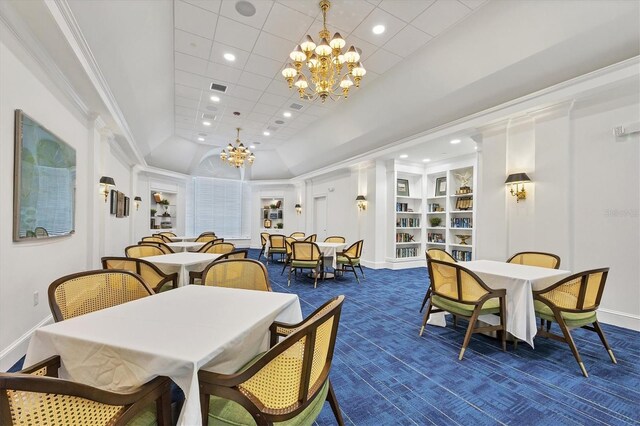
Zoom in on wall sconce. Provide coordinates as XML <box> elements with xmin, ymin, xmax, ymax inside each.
<box><xmin>356</xmin><ymin>195</ymin><xmax>367</xmax><ymax>211</ymax></box>
<box><xmin>295</xmin><ymin>203</ymin><xmax>302</xmax><ymax>215</ymax></box>
<box><xmin>99</xmin><ymin>176</ymin><xmax>115</xmax><ymax>202</ymax></box>
<box><xmin>505</xmin><ymin>173</ymin><xmax>531</xmax><ymax>203</ymax></box>
<box><xmin>134</xmin><ymin>196</ymin><xmax>142</xmax><ymax>211</ymax></box>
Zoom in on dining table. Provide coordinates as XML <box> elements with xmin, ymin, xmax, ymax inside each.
<box><xmin>166</xmin><ymin>241</ymin><xmax>206</xmax><ymax>252</ymax></box>
<box><xmin>315</xmin><ymin>241</ymin><xmax>346</xmax><ymax>269</ymax></box>
<box><xmin>24</xmin><ymin>286</ymin><xmax>303</xmax><ymax>426</ymax></box>
<box><xmin>170</xmin><ymin>235</ymin><xmax>198</xmax><ymax>242</ymax></box>
<box><xmin>463</xmin><ymin>260</ymin><xmax>571</xmax><ymax>347</ymax></box>
<box><xmin>143</xmin><ymin>252</ymin><xmax>220</xmax><ymax>286</ymax></box>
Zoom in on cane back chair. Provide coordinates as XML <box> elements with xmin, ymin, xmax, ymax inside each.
<box><xmin>0</xmin><ymin>355</ymin><xmax>171</xmax><ymax>426</ymax></box>
<box><xmin>507</xmin><ymin>251</ymin><xmax>561</xmax><ymax>269</ymax></box>
<box><xmin>267</xmin><ymin>234</ymin><xmax>287</xmax><ymax>264</ymax></box>
<box><xmin>189</xmin><ymin>250</ymin><xmax>248</xmax><ymax>284</ymax></box>
<box><xmin>152</xmin><ymin>234</ymin><xmax>172</xmax><ymax>243</ymax></box>
<box><xmin>420</xmin><ymin>260</ymin><xmax>507</xmax><ymax>360</ymax></box>
<box><xmin>198</xmin><ymin>295</ymin><xmax>346</xmax><ymax>426</ymax></box>
<box><xmin>125</xmin><ymin>245</ymin><xmax>165</xmax><ymax>258</ymax></box>
<box><xmin>101</xmin><ymin>257</ymin><xmax>177</xmax><ymax>293</ymax></box>
<box><xmin>533</xmin><ymin>267</ymin><xmax>616</xmax><ymax>377</ymax></box>
<box><xmin>420</xmin><ymin>248</ymin><xmax>458</xmax><ymax>312</ymax></box>
<box><xmin>336</xmin><ymin>240</ymin><xmax>364</xmax><ymax>284</ymax></box>
<box><xmin>290</xmin><ymin>232</ymin><xmax>305</xmax><ymax>238</ymax></box>
<box><xmin>138</xmin><ymin>241</ymin><xmax>174</xmax><ymax>254</ymax></box>
<box><xmin>141</xmin><ymin>236</ymin><xmax>166</xmax><ymax>244</ymax></box>
<box><xmin>304</xmin><ymin>234</ymin><xmax>317</xmax><ymax>242</ymax></box>
<box><xmin>48</xmin><ymin>270</ymin><xmax>154</xmax><ymax>322</ymax></box>
<box><xmin>258</xmin><ymin>232</ymin><xmax>270</xmax><ymax>260</ymax></box>
<box><xmin>196</xmin><ymin>234</ymin><xmax>218</xmax><ymax>243</ymax></box>
<box><xmin>324</xmin><ymin>236</ymin><xmax>345</xmax><ymax>243</ymax></box>
<box><xmin>200</xmin><ymin>259</ymin><xmax>271</xmax><ymax>292</ymax></box>
<box><xmin>158</xmin><ymin>231</ymin><xmax>176</xmax><ymax>238</ymax></box>
<box><xmin>280</xmin><ymin>237</ymin><xmax>296</xmax><ymax>276</ymax></box>
<box><xmin>202</xmin><ymin>242</ymin><xmax>235</xmax><ymax>254</ymax></box>
<box><xmin>288</xmin><ymin>241</ymin><xmax>322</xmax><ymax>288</ymax></box>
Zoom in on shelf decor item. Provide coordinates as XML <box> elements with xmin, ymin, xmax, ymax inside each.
<box><xmin>397</xmin><ymin>179</ymin><xmax>410</xmax><ymax>196</ymax></box>
<box><xmin>457</xmin><ymin>235</ymin><xmax>471</xmax><ymax>245</ymax></box>
<box><xmin>264</xmin><ymin>219</ymin><xmax>272</xmax><ymax>228</ymax></box>
<box><xmin>456</xmin><ymin>197</ymin><xmax>473</xmax><ymax>210</ymax></box>
<box><xmin>454</xmin><ymin>171</ymin><xmax>472</xmax><ymax>194</ymax></box>
<box><xmin>429</xmin><ymin>217</ymin><xmax>442</xmax><ymax>227</ymax></box>
<box><xmin>435</xmin><ymin>177</ymin><xmax>447</xmax><ymax>196</ymax></box>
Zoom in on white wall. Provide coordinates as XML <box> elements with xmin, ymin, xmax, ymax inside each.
<box><xmin>0</xmin><ymin>33</ymin><xmax>92</xmax><ymax>369</ymax></box>
<box><xmin>476</xmin><ymin>93</ymin><xmax>640</xmax><ymax>329</ymax></box>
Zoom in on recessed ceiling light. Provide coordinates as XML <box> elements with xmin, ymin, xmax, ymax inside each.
<box><xmin>202</xmin><ymin>121</ymin><xmax>212</xmax><ymax>126</ymax></box>
<box><xmin>422</xmin><ymin>158</ymin><xmax>431</xmax><ymax>162</ymax></box>
<box><xmin>450</xmin><ymin>139</ymin><xmax>461</xmax><ymax>144</ymax></box>
<box><xmin>399</xmin><ymin>154</ymin><xmax>408</xmax><ymax>159</ymax></box>
<box><xmin>372</xmin><ymin>24</ymin><xmax>385</xmax><ymax>35</ymax></box>
<box><xmin>210</xmin><ymin>95</ymin><xmax>220</xmax><ymax>102</ymax></box>
<box><xmin>223</xmin><ymin>53</ymin><xmax>236</xmax><ymax>62</ymax></box>
<box><xmin>249</xmin><ymin>145</ymin><xmax>256</xmax><ymax>149</ymax></box>
<box><xmin>283</xmin><ymin>111</ymin><xmax>292</xmax><ymax>118</ymax></box>
<box><xmin>275</xmin><ymin>120</ymin><xmax>285</xmax><ymax>124</ymax></box>
<box><xmin>474</xmin><ymin>146</ymin><xmax>478</xmax><ymax>150</ymax></box>
<box><xmin>235</xmin><ymin>0</ymin><xmax>256</xmax><ymax>17</ymax></box>
<box><xmin>197</xmin><ymin>137</ymin><xmax>205</xmax><ymax>141</ymax></box>
<box><xmin>263</xmin><ymin>131</ymin><xmax>270</xmax><ymax>136</ymax></box>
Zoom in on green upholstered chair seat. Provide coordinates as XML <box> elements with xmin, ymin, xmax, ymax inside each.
<box><xmin>158</xmin><ymin>282</ymin><xmax>174</xmax><ymax>292</ymax></box>
<box><xmin>431</xmin><ymin>295</ymin><xmax>500</xmax><ymax>316</ymax></box>
<box><xmin>269</xmin><ymin>248</ymin><xmax>287</xmax><ymax>253</ymax></box>
<box><xmin>126</xmin><ymin>404</ymin><xmax>157</xmax><ymax>426</ymax></box>
<box><xmin>291</xmin><ymin>260</ymin><xmax>319</xmax><ymax>268</ymax></box>
<box><xmin>534</xmin><ymin>300</ymin><xmax>597</xmax><ymax>327</ymax></box>
<box><xmin>336</xmin><ymin>256</ymin><xmax>359</xmax><ymax>265</ymax></box>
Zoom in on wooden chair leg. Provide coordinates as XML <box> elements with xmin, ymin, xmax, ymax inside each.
<box><xmin>288</xmin><ymin>266</ymin><xmax>293</xmax><ymax>287</ymax></box>
<box><xmin>499</xmin><ymin>296</ymin><xmax>507</xmax><ymax>352</ymax></box>
<box><xmin>281</xmin><ymin>257</ymin><xmax>288</xmax><ymax>275</ymax></box>
<box><xmin>358</xmin><ymin>264</ymin><xmax>365</xmax><ymax>279</ymax></box>
<box><xmin>350</xmin><ymin>263</ymin><xmax>360</xmax><ymax>284</ymax></box>
<box><xmin>200</xmin><ymin>392</ymin><xmax>209</xmax><ymax>425</ymax></box>
<box><xmin>593</xmin><ymin>321</ymin><xmax>617</xmax><ymax>364</ymax></box>
<box><xmin>313</xmin><ymin>266</ymin><xmax>319</xmax><ymax>288</ymax></box>
<box><xmin>556</xmin><ymin>316</ymin><xmax>588</xmax><ymax>377</ymax></box>
<box><xmin>157</xmin><ymin>388</ymin><xmax>171</xmax><ymax>426</ymax></box>
<box><xmin>327</xmin><ymin>380</ymin><xmax>345</xmax><ymax>426</ymax></box>
<box><xmin>453</xmin><ymin>315</ymin><xmax>458</xmax><ymax>329</ymax></box>
<box><xmin>419</xmin><ymin>302</ymin><xmax>433</xmax><ymax>336</ymax></box>
<box><xmin>459</xmin><ymin>309</ymin><xmax>481</xmax><ymax>360</ymax></box>
<box><xmin>419</xmin><ymin>287</ymin><xmax>432</xmax><ymax>313</ymax></box>
<box><xmin>546</xmin><ymin>320</ymin><xmax>552</xmax><ymax>332</ymax></box>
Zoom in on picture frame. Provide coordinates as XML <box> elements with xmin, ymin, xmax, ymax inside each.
<box><xmin>124</xmin><ymin>196</ymin><xmax>130</xmax><ymax>216</ymax></box>
<box><xmin>110</xmin><ymin>190</ymin><xmax>118</xmax><ymax>214</ymax></box>
<box><xmin>116</xmin><ymin>191</ymin><xmax>125</xmax><ymax>218</ymax></box>
<box><xmin>269</xmin><ymin>212</ymin><xmax>278</xmax><ymax>220</ymax></box>
<box><xmin>13</xmin><ymin>110</ymin><xmax>76</xmax><ymax>241</ymax></box>
<box><xmin>397</xmin><ymin>178</ymin><xmax>410</xmax><ymax>197</ymax></box>
<box><xmin>263</xmin><ymin>219</ymin><xmax>272</xmax><ymax>228</ymax></box>
<box><xmin>435</xmin><ymin>177</ymin><xmax>447</xmax><ymax>196</ymax></box>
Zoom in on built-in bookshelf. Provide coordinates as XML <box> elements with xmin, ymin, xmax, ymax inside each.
<box><xmin>150</xmin><ymin>190</ymin><xmax>177</xmax><ymax>232</ymax></box>
<box><xmin>260</xmin><ymin>197</ymin><xmax>284</xmax><ymax>231</ymax></box>
<box><xmin>426</xmin><ymin>162</ymin><xmax>476</xmax><ymax>261</ymax></box>
<box><xmin>393</xmin><ymin>169</ymin><xmax>424</xmax><ymax>261</ymax></box>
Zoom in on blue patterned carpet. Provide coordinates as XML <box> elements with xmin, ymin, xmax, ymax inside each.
<box><xmin>252</xmin><ymin>250</ymin><xmax>640</xmax><ymax>426</ymax></box>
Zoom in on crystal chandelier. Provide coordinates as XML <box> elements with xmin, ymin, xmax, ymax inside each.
<box><xmin>281</xmin><ymin>0</ymin><xmax>366</xmax><ymax>102</ymax></box>
<box><xmin>220</xmin><ymin>128</ymin><xmax>255</xmax><ymax>168</ymax></box>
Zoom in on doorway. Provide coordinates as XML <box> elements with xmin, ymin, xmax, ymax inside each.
<box><xmin>313</xmin><ymin>195</ymin><xmax>327</xmax><ymax>241</ymax></box>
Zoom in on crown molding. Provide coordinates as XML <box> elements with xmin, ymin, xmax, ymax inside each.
<box><xmin>0</xmin><ymin>1</ymin><xmax>90</xmax><ymax>118</ymax></box>
<box><xmin>45</xmin><ymin>0</ymin><xmax>146</xmax><ymax>167</ymax></box>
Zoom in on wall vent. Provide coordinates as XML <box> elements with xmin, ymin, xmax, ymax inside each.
<box><xmin>289</xmin><ymin>103</ymin><xmax>303</xmax><ymax>110</ymax></box>
<box><xmin>210</xmin><ymin>82</ymin><xmax>228</xmax><ymax>93</ymax></box>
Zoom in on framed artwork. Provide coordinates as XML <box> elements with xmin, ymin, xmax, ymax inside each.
<box><xmin>13</xmin><ymin>110</ymin><xmax>76</xmax><ymax>241</ymax></box>
<box><xmin>124</xmin><ymin>196</ymin><xmax>130</xmax><ymax>216</ymax></box>
<box><xmin>263</xmin><ymin>219</ymin><xmax>272</xmax><ymax>228</ymax></box>
<box><xmin>263</xmin><ymin>209</ymin><xmax>268</xmax><ymax>219</ymax></box>
<box><xmin>110</xmin><ymin>190</ymin><xmax>118</xmax><ymax>214</ymax></box>
<box><xmin>397</xmin><ymin>179</ymin><xmax>410</xmax><ymax>197</ymax></box>
<box><xmin>269</xmin><ymin>212</ymin><xmax>278</xmax><ymax>220</ymax></box>
<box><xmin>116</xmin><ymin>191</ymin><xmax>125</xmax><ymax>218</ymax></box>
<box><xmin>435</xmin><ymin>177</ymin><xmax>447</xmax><ymax>196</ymax></box>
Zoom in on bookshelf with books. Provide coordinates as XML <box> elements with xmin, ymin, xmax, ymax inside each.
<box><xmin>389</xmin><ymin>164</ymin><xmax>425</xmax><ymax>265</ymax></box>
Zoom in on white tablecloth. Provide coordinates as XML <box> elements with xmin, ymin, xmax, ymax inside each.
<box><xmin>463</xmin><ymin>260</ymin><xmax>571</xmax><ymax>347</ymax></box>
<box><xmin>170</xmin><ymin>235</ymin><xmax>197</xmax><ymax>242</ymax></box>
<box><xmin>144</xmin><ymin>252</ymin><xmax>220</xmax><ymax>286</ymax></box>
<box><xmin>166</xmin><ymin>241</ymin><xmax>206</xmax><ymax>252</ymax></box>
<box><xmin>316</xmin><ymin>242</ymin><xmax>346</xmax><ymax>269</ymax></box>
<box><xmin>24</xmin><ymin>286</ymin><xmax>302</xmax><ymax>426</ymax></box>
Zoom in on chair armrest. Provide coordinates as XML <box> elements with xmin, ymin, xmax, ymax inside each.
<box><xmin>19</xmin><ymin>355</ymin><xmax>61</xmax><ymax>377</ymax></box>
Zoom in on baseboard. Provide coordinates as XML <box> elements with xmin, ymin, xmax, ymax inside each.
<box><xmin>597</xmin><ymin>308</ymin><xmax>640</xmax><ymax>331</ymax></box>
<box><xmin>385</xmin><ymin>260</ymin><xmax>426</xmax><ymax>270</ymax></box>
<box><xmin>361</xmin><ymin>260</ymin><xmax>386</xmax><ymax>269</ymax></box>
<box><xmin>0</xmin><ymin>315</ymin><xmax>53</xmax><ymax>371</ymax></box>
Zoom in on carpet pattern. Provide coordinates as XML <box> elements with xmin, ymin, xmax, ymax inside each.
<box><xmin>255</xmin><ymin>250</ymin><xmax>640</xmax><ymax>426</ymax></box>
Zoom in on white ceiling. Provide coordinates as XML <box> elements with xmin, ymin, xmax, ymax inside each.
<box><xmin>172</xmin><ymin>0</ymin><xmax>485</xmax><ymax>154</ymax></box>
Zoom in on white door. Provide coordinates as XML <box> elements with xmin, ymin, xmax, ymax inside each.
<box><xmin>313</xmin><ymin>196</ymin><xmax>327</xmax><ymax>241</ymax></box>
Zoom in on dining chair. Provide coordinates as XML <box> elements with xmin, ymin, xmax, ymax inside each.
<box><xmin>0</xmin><ymin>355</ymin><xmax>172</xmax><ymax>426</ymax></box>
<box><xmin>101</xmin><ymin>256</ymin><xmax>178</xmax><ymax>293</ymax></box>
<box><xmin>138</xmin><ymin>241</ymin><xmax>175</xmax><ymax>254</ymax></box>
<box><xmin>281</xmin><ymin>237</ymin><xmax>296</xmax><ymax>275</ymax></box>
<box><xmin>288</xmin><ymin>241</ymin><xmax>322</xmax><ymax>288</ymax></box>
<box><xmin>267</xmin><ymin>234</ymin><xmax>287</xmax><ymax>264</ymax></box>
<box><xmin>201</xmin><ymin>259</ymin><xmax>271</xmax><ymax>291</ymax></box>
<box><xmin>158</xmin><ymin>231</ymin><xmax>176</xmax><ymax>237</ymax></box>
<box><xmin>48</xmin><ymin>269</ymin><xmax>154</xmax><ymax>322</ymax></box>
<box><xmin>290</xmin><ymin>231</ymin><xmax>305</xmax><ymax>238</ymax></box>
<box><xmin>152</xmin><ymin>233</ymin><xmax>173</xmax><ymax>243</ymax></box>
<box><xmin>507</xmin><ymin>251</ymin><xmax>561</xmax><ymax>269</ymax></box>
<box><xmin>141</xmin><ymin>236</ymin><xmax>166</xmax><ymax>244</ymax></box>
<box><xmin>198</xmin><ymin>295</ymin><xmax>345</xmax><ymax>426</ymax></box>
<box><xmin>533</xmin><ymin>267</ymin><xmax>616</xmax><ymax>377</ymax></box>
<box><xmin>125</xmin><ymin>244</ymin><xmax>165</xmax><ymax>258</ymax></box>
<box><xmin>195</xmin><ymin>234</ymin><xmax>217</xmax><ymax>243</ymax></box>
<box><xmin>304</xmin><ymin>234</ymin><xmax>317</xmax><ymax>242</ymax></box>
<box><xmin>196</xmin><ymin>239</ymin><xmax>223</xmax><ymax>253</ymax></box>
<box><xmin>420</xmin><ymin>248</ymin><xmax>458</xmax><ymax>312</ymax></box>
<box><xmin>336</xmin><ymin>240</ymin><xmax>364</xmax><ymax>284</ymax></box>
<box><xmin>258</xmin><ymin>232</ymin><xmax>269</xmax><ymax>260</ymax></box>
<box><xmin>199</xmin><ymin>231</ymin><xmax>216</xmax><ymax>237</ymax></box>
<box><xmin>324</xmin><ymin>236</ymin><xmax>346</xmax><ymax>243</ymax></box>
<box><xmin>419</xmin><ymin>259</ymin><xmax>507</xmax><ymax>360</ymax></box>
<box><xmin>203</xmin><ymin>242</ymin><xmax>235</xmax><ymax>254</ymax></box>
<box><xmin>189</xmin><ymin>250</ymin><xmax>248</xmax><ymax>284</ymax></box>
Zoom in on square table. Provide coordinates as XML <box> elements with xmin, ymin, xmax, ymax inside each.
<box><xmin>166</xmin><ymin>241</ymin><xmax>206</xmax><ymax>252</ymax></box>
<box><xmin>463</xmin><ymin>260</ymin><xmax>571</xmax><ymax>347</ymax></box>
<box><xmin>24</xmin><ymin>286</ymin><xmax>302</xmax><ymax>426</ymax></box>
<box><xmin>170</xmin><ymin>235</ymin><xmax>197</xmax><ymax>242</ymax></box>
<box><xmin>315</xmin><ymin>242</ymin><xmax>346</xmax><ymax>269</ymax></box>
<box><xmin>144</xmin><ymin>252</ymin><xmax>220</xmax><ymax>286</ymax></box>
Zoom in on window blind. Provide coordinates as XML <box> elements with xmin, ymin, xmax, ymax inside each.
<box><xmin>193</xmin><ymin>177</ymin><xmax>247</xmax><ymax>238</ymax></box>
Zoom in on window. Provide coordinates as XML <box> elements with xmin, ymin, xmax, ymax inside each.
<box><xmin>192</xmin><ymin>177</ymin><xmax>248</xmax><ymax>238</ymax></box>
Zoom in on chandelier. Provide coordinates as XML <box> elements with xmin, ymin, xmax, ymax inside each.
<box><xmin>281</xmin><ymin>0</ymin><xmax>366</xmax><ymax>102</ymax></box>
<box><xmin>220</xmin><ymin>128</ymin><xmax>255</xmax><ymax>168</ymax></box>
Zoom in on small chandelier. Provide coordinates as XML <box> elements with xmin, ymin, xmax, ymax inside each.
<box><xmin>220</xmin><ymin>128</ymin><xmax>255</xmax><ymax>168</ymax></box>
<box><xmin>282</xmin><ymin>0</ymin><xmax>366</xmax><ymax>102</ymax></box>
